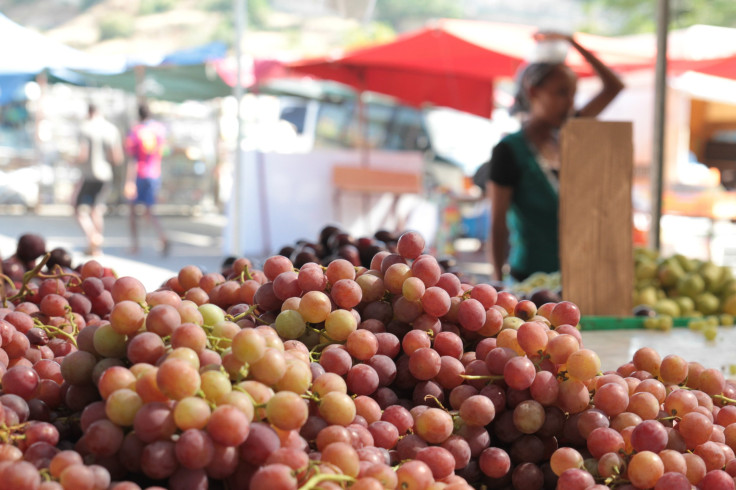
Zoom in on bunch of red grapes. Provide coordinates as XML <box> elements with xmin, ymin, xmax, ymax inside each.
<box><xmin>0</xmin><ymin>231</ymin><xmax>735</xmax><ymax>490</ymax></box>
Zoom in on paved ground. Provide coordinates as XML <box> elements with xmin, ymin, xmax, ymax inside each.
<box><xmin>0</xmin><ymin>206</ymin><xmax>228</xmax><ymax>291</ymax></box>
<box><xmin>0</xmin><ymin>205</ymin><xmax>493</xmax><ymax>291</ymax></box>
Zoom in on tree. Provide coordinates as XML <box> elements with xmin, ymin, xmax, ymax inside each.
<box><xmin>344</xmin><ymin>22</ymin><xmax>396</xmax><ymax>50</ymax></box>
<box><xmin>373</xmin><ymin>0</ymin><xmax>463</xmax><ymax>31</ymax></box>
<box><xmin>204</xmin><ymin>0</ymin><xmax>270</xmax><ymax>29</ymax></box>
<box><xmin>576</xmin><ymin>0</ymin><xmax>736</xmax><ymax>35</ymax></box>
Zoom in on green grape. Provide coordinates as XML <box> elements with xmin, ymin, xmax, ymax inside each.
<box><xmin>657</xmin><ymin>316</ymin><xmax>673</xmax><ymax>331</ymax></box>
<box><xmin>274</xmin><ymin>310</ymin><xmax>307</xmax><ymax>340</ymax></box>
<box><xmin>198</xmin><ymin>303</ymin><xmax>226</xmax><ymax>327</ymax></box>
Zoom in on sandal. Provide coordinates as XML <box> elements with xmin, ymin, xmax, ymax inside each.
<box><xmin>83</xmin><ymin>246</ymin><xmax>102</xmax><ymax>257</ymax></box>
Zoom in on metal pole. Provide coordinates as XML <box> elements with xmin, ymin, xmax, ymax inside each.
<box><xmin>650</xmin><ymin>0</ymin><xmax>669</xmax><ymax>251</ymax></box>
<box><xmin>232</xmin><ymin>0</ymin><xmax>246</xmax><ymax>257</ymax></box>
<box><xmin>362</xmin><ymin>0</ymin><xmax>377</xmax><ymax>24</ymax></box>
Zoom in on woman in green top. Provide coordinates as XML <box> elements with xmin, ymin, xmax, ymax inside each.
<box><xmin>488</xmin><ymin>32</ymin><xmax>624</xmax><ymax>282</ymax></box>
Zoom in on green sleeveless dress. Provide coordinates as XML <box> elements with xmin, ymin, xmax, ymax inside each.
<box><xmin>502</xmin><ymin>130</ymin><xmax>560</xmax><ymax>278</ymax></box>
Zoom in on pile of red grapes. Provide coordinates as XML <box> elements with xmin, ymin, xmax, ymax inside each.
<box><xmin>0</xmin><ymin>231</ymin><xmax>735</xmax><ymax>490</ymax></box>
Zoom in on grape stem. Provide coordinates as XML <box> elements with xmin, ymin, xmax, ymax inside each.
<box><xmin>206</xmin><ymin>335</ymin><xmax>233</xmax><ymax>353</ymax></box>
<box><xmin>301</xmin><ymin>390</ymin><xmax>320</xmax><ymax>403</ymax></box>
<box><xmin>300</xmin><ymin>471</ymin><xmax>355</xmax><ymax>489</ymax></box>
<box><xmin>607</xmin><ymin>477</ymin><xmax>631</xmax><ymax>488</ymax></box>
<box><xmin>239</xmin><ymin>265</ymin><xmax>254</xmax><ymax>283</ymax></box>
<box><xmin>64</xmin><ymin>305</ymin><xmax>80</xmax><ymax>339</ymax></box>
<box><xmin>34</xmin><ymin>318</ymin><xmax>78</xmax><ymax>348</ymax></box>
<box><xmin>307</xmin><ymin>325</ymin><xmax>338</xmax><ymax>343</ymax></box>
<box><xmin>307</xmin><ymin>328</ymin><xmax>343</xmax><ymax>363</ymax></box>
<box><xmin>235</xmin><ymin>365</ymin><xmax>250</xmax><ymax>383</ymax></box>
<box><xmin>714</xmin><ymin>394</ymin><xmax>736</xmax><ymax>405</ymax></box>
<box><xmin>232</xmin><ymin>384</ymin><xmax>264</xmax><ymax>408</ymax></box>
<box><xmin>9</xmin><ymin>252</ymin><xmax>51</xmax><ymax>302</ymax></box>
<box><xmin>39</xmin><ymin>469</ymin><xmax>52</xmax><ymax>482</ymax></box>
<box><xmin>228</xmin><ymin>303</ymin><xmax>259</xmax><ymax>323</ymax></box>
<box><xmin>459</xmin><ymin>374</ymin><xmax>505</xmax><ymax>381</ymax></box>
<box><xmin>37</xmin><ymin>267</ymin><xmax>82</xmax><ymax>288</ymax></box>
<box><xmin>309</xmin><ymin>341</ymin><xmax>338</xmax><ymax>363</ymax></box>
<box><xmin>195</xmin><ymin>389</ymin><xmax>218</xmax><ymax>410</ymax></box>
<box><xmin>253</xmin><ymin>315</ymin><xmax>270</xmax><ymax>326</ymax></box>
<box><xmin>0</xmin><ymin>422</ymin><xmax>31</xmax><ymax>443</ymax></box>
<box><xmin>533</xmin><ymin>351</ymin><xmax>551</xmax><ymax>371</ymax></box>
<box><xmin>424</xmin><ymin>394</ymin><xmax>448</xmax><ymax>411</ymax></box>
<box><xmin>0</xmin><ymin>266</ymin><xmax>11</xmax><ymax>308</ymax></box>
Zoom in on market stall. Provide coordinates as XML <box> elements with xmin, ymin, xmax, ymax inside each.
<box><xmin>3</xmin><ymin>15</ymin><xmax>736</xmax><ymax>490</ymax></box>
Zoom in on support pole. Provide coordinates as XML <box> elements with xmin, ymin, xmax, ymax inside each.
<box><xmin>650</xmin><ymin>0</ymin><xmax>669</xmax><ymax>250</ymax></box>
<box><xmin>232</xmin><ymin>0</ymin><xmax>246</xmax><ymax>257</ymax></box>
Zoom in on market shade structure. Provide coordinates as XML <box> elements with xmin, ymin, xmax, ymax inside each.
<box><xmin>51</xmin><ymin>42</ymin><xmax>234</xmax><ymax>103</ymax></box>
<box><xmin>0</xmin><ymin>12</ymin><xmax>123</xmax><ymax>75</ymax></box>
<box><xmin>55</xmin><ymin>64</ymin><xmax>233</xmax><ymax>103</ymax></box>
<box><xmin>288</xmin><ymin>19</ymin><xmax>653</xmax><ymax>118</ymax></box>
<box><xmin>0</xmin><ymin>11</ymin><xmax>124</xmax><ymax>104</ymax></box>
<box><xmin>213</xmin><ymin>57</ymin><xmax>288</xmax><ymax>89</ymax></box>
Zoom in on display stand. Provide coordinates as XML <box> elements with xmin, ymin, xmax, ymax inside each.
<box><xmin>332</xmin><ymin>166</ymin><xmax>423</xmax><ymax>232</ymax></box>
<box><xmin>559</xmin><ymin>120</ymin><xmax>634</xmax><ymax>316</ymax></box>
<box><xmin>224</xmin><ymin>149</ymin><xmax>434</xmax><ymax>258</ymax></box>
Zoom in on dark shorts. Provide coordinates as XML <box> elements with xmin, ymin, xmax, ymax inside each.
<box><xmin>76</xmin><ymin>179</ymin><xmax>109</xmax><ymax>208</ymax></box>
<box><xmin>133</xmin><ymin>177</ymin><xmax>160</xmax><ymax>207</ymax></box>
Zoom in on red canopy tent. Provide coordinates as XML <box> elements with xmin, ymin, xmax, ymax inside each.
<box><xmin>213</xmin><ymin>57</ymin><xmax>289</xmax><ymax>88</ymax></box>
<box><xmin>606</xmin><ymin>24</ymin><xmax>736</xmax><ymax>81</ymax></box>
<box><xmin>288</xmin><ymin>19</ymin><xmax>653</xmax><ymax>118</ymax></box>
<box><xmin>692</xmin><ymin>58</ymin><xmax>736</xmax><ymax>80</ymax></box>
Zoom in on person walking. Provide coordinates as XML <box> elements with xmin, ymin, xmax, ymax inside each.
<box><xmin>124</xmin><ymin>103</ymin><xmax>169</xmax><ymax>256</ymax></box>
<box><xmin>74</xmin><ymin>103</ymin><xmax>124</xmax><ymax>256</ymax></box>
<box><xmin>487</xmin><ymin>32</ymin><xmax>624</xmax><ymax>283</ymax></box>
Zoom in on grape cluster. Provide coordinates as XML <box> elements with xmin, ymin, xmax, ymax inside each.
<box><xmin>0</xmin><ymin>230</ymin><xmax>736</xmax><ymax>489</ymax></box>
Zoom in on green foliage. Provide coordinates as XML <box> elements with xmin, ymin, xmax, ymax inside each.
<box><xmin>139</xmin><ymin>0</ymin><xmax>177</xmax><ymax>15</ymax></box>
<box><xmin>373</xmin><ymin>0</ymin><xmax>462</xmax><ymax>30</ymax></box>
<box><xmin>344</xmin><ymin>22</ymin><xmax>396</xmax><ymax>49</ymax></box>
<box><xmin>81</xmin><ymin>0</ymin><xmax>105</xmax><ymax>10</ymax></box>
<box><xmin>204</xmin><ymin>0</ymin><xmax>270</xmax><ymax>28</ymax></box>
<box><xmin>210</xmin><ymin>18</ymin><xmax>234</xmax><ymax>45</ymax></box>
<box><xmin>80</xmin><ymin>0</ymin><xmax>103</xmax><ymax>10</ymax></box>
<box><xmin>671</xmin><ymin>0</ymin><xmax>736</xmax><ymax>29</ymax></box>
<box><xmin>98</xmin><ymin>14</ymin><xmax>135</xmax><ymax>41</ymax></box>
<box><xmin>203</xmin><ymin>0</ymin><xmax>231</xmax><ymax>12</ymax></box>
<box><xmin>576</xmin><ymin>0</ymin><xmax>736</xmax><ymax>35</ymax></box>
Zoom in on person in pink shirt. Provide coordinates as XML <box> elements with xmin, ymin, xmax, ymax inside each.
<box><xmin>125</xmin><ymin>103</ymin><xmax>169</xmax><ymax>255</ymax></box>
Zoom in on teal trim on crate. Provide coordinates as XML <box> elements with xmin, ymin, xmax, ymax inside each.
<box><xmin>579</xmin><ymin>316</ymin><xmax>693</xmax><ymax>330</ymax></box>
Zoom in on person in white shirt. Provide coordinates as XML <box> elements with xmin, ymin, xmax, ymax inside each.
<box><xmin>74</xmin><ymin>103</ymin><xmax>123</xmax><ymax>256</ymax></box>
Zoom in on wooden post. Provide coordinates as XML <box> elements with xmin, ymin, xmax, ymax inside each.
<box><xmin>559</xmin><ymin>119</ymin><xmax>633</xmax><ymax>316</ymax></box>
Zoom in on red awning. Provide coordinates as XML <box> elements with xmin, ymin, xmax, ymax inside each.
<box><xmin>288</xmin><ymin>20</ymin><xmax>653</xmax><ymax>118</ymax></box>
<box><xmin>213</xmin><ymin>57</ymin><xmax>289</xmax><ymax>88</ymax></box>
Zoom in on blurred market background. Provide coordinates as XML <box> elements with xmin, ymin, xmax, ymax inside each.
<box><xmin>3</xmin><ymin>0</ymin><xmax>736</xmax><ymax>285</ymax></box>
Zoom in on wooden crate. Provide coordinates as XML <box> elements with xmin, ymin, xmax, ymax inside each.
<box><xmin>559</xmin><ymin>120</ymin><xmax>633</xmax><ymax>316</ymax></box>
<box><xmin>331</xmin><ymin>165</ymin><xmax>423</xmax><ymax>231</ymax></box>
